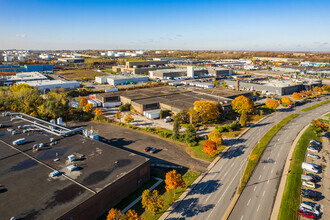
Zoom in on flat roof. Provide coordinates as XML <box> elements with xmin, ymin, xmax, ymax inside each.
<box><xmin>16</xmin><ymin>79</ymin><xmax>80</xmax><ymax>86</ymax></box>
<box><xmin>0</xmin><ymin>72</ymin><xmax>47</xmax><ymax>81</ymax></box>
<box><xmin>0</xmin><ymin>114</ymin><xmax>149</xmax><ymax>219</ymax></box>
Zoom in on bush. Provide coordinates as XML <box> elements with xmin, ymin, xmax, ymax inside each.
<box><xmin>230</xmin><ymin>121</ymin><xmax>238</xmax><ymax>130</ymax></box>
<box><xmin>223</xmin><ymin>124</ymin><xmax>231</xmax><ymax>131</ymax></box>
<box><xmin>160</xmin><ymin>110</ymin><xmax>170</xmax><ymax>119</ymax></box>
<box><xmin>118</xmin><ymin>103</ymin><xmax>131</xmax><ymax>112</ymax></box>
<box><xmin>216</xmin><ymin>126</ymin><xmax>224</xmax><ymax>132</ymax></box>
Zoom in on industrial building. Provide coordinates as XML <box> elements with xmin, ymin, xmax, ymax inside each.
<box><xmin>0</xmin><ymin>112</ymin><xmax>150</xmax><ymax>220</ymax></box>
<box><xmin>149</xmin><ymin>68</ymin><xmax>187</xmax><ymax>79</ymax></box>
<box><xmin>95</xmin><ymin>86</ymin><xmax>253</xmax><ymax>115</ymax></box>
<box><xmin>95</xmin><ymin>74</ymin><xmax>149</xmax><ymax>86</ymax></box>
<box><xmin>224</xmin><ymin>79</ymin><xmax>322</xmax><ymax>96</ymax></box>
<box><xmin>16</xmin><ymin>79</ymin><xmax>80</xmax><ymax>91</ymax></box>
<box><xmin>0</xmin><ymin>72</ymin><xmax>48</xmax><ymax>86</ymax></box>
<box><xmin>123</xmin><ymin>60</ymin><xmax>172</xmax><ymax>74</ymax></box>
<box><xmin>57</xmin><ymin>58</ymin><xmax>85</xmax><ymax>63</ymax></box>
<box><xmin>0</xmin><ymin>64</ymin><xmax>54</xmax><ymax>73</ymax></box>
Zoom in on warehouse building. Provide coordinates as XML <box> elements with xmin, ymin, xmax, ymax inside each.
<box><xmin>16</xmin><ymin>79</ymin><xmax>80</xmax><ymax>91</ymax></box>
<box><xmin>0</xmin><ymin>113</ymin><xmax>150</xmax><ymax>220</ymax></box>
<box><xmin>95</xmin><ymin>74</ymin><xmax>149</xmax><ymax>86</ymax></box>
<box><xmin>123</xmin><ymin>60</ymin><xmax>172</xmax><ymax>74</ymax></box>
<box><xmin>0</xmin><ymin>64</ymin><xmax>54</xmax><ymax>73</ymax></box>
<box><xmin>149</xmin><ymin>68</ymin><xmax>187</xmax><ymax>79</ymax></box>
<box><xmin>0</xmin><ymin>72</ymin><xmax>48</xmax><ymax>86</ymax></box>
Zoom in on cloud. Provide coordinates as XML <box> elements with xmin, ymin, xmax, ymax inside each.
<box><xmin>16</xmin><ymin>34</ymin><xmax>26</xmax><ymax>38</ymax></box>
<box><xmin>176</xmin><ymin>34</ymin><xmax>183</xmax><ymax>38</ymax></box>
<box><xmin>313</xmin><ymin>41</ymin><xmax>328</xmax><ymax>46</ymax></box>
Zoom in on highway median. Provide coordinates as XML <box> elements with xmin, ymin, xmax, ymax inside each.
<box><xmin>301</xmin><ymin>99</ymin><xmax>330</xmax><ymax>112</ymax></box>
<box><xmin>238</xmin><ymin>113</ymin><xmax>299</xmax><ymax>194</ymax></box>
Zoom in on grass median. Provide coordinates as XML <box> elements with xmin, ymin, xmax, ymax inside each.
<box><xmin>238</xmin><ymin>113</ymin><xmax>299</xmax><ymax>193</ymax></box>
<box><xmin>278</xmin><ymin>126</ymin><xmax>320</xmax><ymax>220</ymax></box>
<box><xmin>301</xmin><ymin>99</ymin><xmax>330</xmax><ymax>112</ymax></box>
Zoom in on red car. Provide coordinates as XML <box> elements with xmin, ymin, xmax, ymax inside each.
<box><xmin>299</xmin><ymin>209</ymin><xmax>315</xmax><ymax>219</ymax></box>
<box><xmin>144</xmin><ymin>147</ymin><xmax>151</xmax><ymax>152</ymax></box>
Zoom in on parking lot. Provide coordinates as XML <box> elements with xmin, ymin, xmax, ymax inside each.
<box><xmin>301</xmin><ymin>131</ymin><xmax>330</xmax><ymax>219</ymax></box>
<box><xmin>68</xmin><ymin>121</ymin><xmax>209</xmax><ymax>173</ymax></box>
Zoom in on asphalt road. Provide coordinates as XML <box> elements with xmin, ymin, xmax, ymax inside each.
<box><xmin>228</xmin><ymin>101</ymin><xmax>330</xmax><ymax>220</ymax></box>
<box><xmin>164</xmin><ymin>96</ymin><xmax>329</xmax><ymax>220</ymax></box>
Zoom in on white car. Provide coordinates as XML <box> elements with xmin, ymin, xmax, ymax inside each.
<box><xmin>149</xmin><ymin>147</ymin><xmax>157</xmax><ymax>154</ymax></box>
<box><xmin>302</xmin><ymin>181</ymin><xmax>316</xmax><ymax>189</ymax></box>
<box><xmin>310</xmin><ymin>139</ymin><xmax>321</xmax><ymax>146</ymax></box>
<box><xmin>300</xmin><ymin>202</ymin><xmax>320</xmax><ymax>216</ymax></box>
<box><xmin>307</xmin><ymin>153</ymin><xmax>320</xmax><ymax>159</ymax></box>
<box><xmin>307</xmin><ymin>146</ymin><xmax>320</xmax><ymax>153</ymax></box>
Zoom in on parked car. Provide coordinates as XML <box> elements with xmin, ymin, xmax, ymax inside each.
<box><xmin>149</xmin><ymin>147</ymin><xmax>157</xmax><ymax>153</ymax></box>
<box><xmin>308</xmin><ymin>146</ymin><xmax>320</xmax><ymax>153</ymax></box>
<box><xmin>302</xmin><ymin>162</ymin><xmax>320</xmax><ymax>173</ymax></box>
<box><xmin>310</xmin><ymin>139</ymin><xmax>321</xmax><ymax>146</ymax></box>
<box><xmin>302</xmin><ymin>174</ymin><xmax>317</xmax><ymax>182</ymax></box>
<box><xmin>164</xmin><ymin>116</ymin><xmax>172</xmax><ymax>123</ymax></box>
<box><xmin>307</xmin><ymin>153</ymin><xmax>320</xmax><ymax>159</ymax></box>
<box><xmin>309</xmin><ymin>142</ymin><xmax>322</xmax><ymax>148</ymax></box>
<box><xmin>301</xmin><ymin>189</ymin><xmax>319</xmax><ymax>201</ymax></box>
<box><xmin>306</xmin><ymin>173</ymin><xmax>321</xmax><ymax>181</ymax></box>
<box><xmin>300</xmin><ymin>202</ymin><xmax>320</xmax><ymax>216</ymax></box>
<box><xmin>310</xmin><ymin>163</ymin><xmax>322</xmax><ymax>169</ymax></box>
<box><xmin>302</xmin><ymin>181</ymin><xmax>316</xmax><ymax>189</ymax></box>
<box><xmin>298</xmin><ymin>209</ymin><xmax>316</xmax><ymax>219</ymax></box>
<box><xmin>144</xmin><ymin>147</ymin><xmax>151</xmax><ymax>152</ymax></box>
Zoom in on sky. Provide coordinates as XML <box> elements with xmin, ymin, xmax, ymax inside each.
<box><xmin>0</xmin><ymin>0</ymin><xmax>329</xmax><ymax>51</ymax></box>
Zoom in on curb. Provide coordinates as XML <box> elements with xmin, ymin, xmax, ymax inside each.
<box><xmin>159</xmin><ymin>114</ymin><xmax>271</xmax><ymax>220</ymax></box>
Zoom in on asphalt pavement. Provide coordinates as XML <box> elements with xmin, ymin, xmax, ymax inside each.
<box><xmin>229</xmin><ymin>101</ymin><xmax>330</xmax><ymax>220</ymax></box>
<box><xmin>164</xmin><ymin>96</ymin><xmax>329</xmax><ymax>220</ymax></box>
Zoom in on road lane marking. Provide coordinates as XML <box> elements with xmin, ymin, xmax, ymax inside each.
<box><xmin>224</xmin><ymin>171</ymin><xmax>229</xmax><ymax>177</ymax></box>
<box><xmin>240</xmin><ymin>216</ymin><xmax>244</xmax><ymax>220</ymax></box>
<box><xmin>267</xmin><ymin>156</ymin><xmax>270</xmax><ymax>160</ymax></box>
<box><xmin>259</xmin><ymin>175</ymin><xmax>262</xmax><ymax>180</ymax></box>
<box><xmin>263</xmin><ymin>190</ymin><xmax>265</xmax><ymax>196</ymax></box>
<box><xmin>271</xmin><ymin>169</ymin><xmax>274</xmax><ymax>174</ymax></box>
<box><xmin>257</xmin><ymin>204</ymin><xmax>260</xmax><ymax>212</ymax></box>
<box><xmin>247</xmin><ymin>199</ymin><xmax>251</xmax><ymax>206</ymax></box>
<box><xmin>263</xmin><ymin>165</ymin><xmax>265</xmax><ymax>169</ymax></box>
<box><xmin>254</xmin><ymin>186</ymin><xmax>257</xmax><ymax>191</ymax></box>
<box><xmin>231</xmin><ymin>162</ymin><xmax>235</xmax><ymax>168</ymax></box>
<box><xmin>267</xmin><ymin>180</ymin><xmax>269</xmax><ymax>184</ymax></box>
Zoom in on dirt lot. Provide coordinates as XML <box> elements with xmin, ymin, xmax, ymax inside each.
<box><xmin>55</xmin><ymin>69</ymin><xmax>106</xmax><ymax>81</ymax></box>
<box><xmin>69</xmin><ymin>121</ymin><xmax>209</xmax><ymax>173</ymax></box>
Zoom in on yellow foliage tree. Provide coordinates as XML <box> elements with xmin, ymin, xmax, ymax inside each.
<box><xmin>281</xmin><ymin>96</ymin><xmax>292</xmax><ymax>105</ymax></box>
<box><xmin>124</xmin><ymin>115</ymin><xmax>134</xmax><ymax>124</ymax></box>
<box><xmin>94</xmin><ymin>108</ymin><xmax>102</xmax><ymax>119</ymax></box>
<box><xmin>232</xmin><ymin>95</ymin><xmax>255</xmax><ymax>114</ymax></box>
<box><xmin>192</xmin><ymin>101</ymin><xmax>220</xmax><ymax>124</ymax></box>
<box><xmin>84</xmin><ymin>103</ymin><xmax>94</xmax><ymax>112</ymax></box>
<box><xmin>126</xmin><ymin>209</ymin><xmax>142</xmax><ymax>220</ymax></box>
<box><xmin>79</xmin><ymin>97</ymin><xmax>88</xmax><ymax>107</ymax></box>
<box><xmin>106</xmin><ymin>208</ymin><xmax>121</xmax><ymax>220</ymax></box>
<box><xmin>141</xmin><ymin>189</ymin><xmax>164</xmax><ymax>215</ymax></box>
<box><xmin>292</xmin><ymin>92</ymin><xmax>302</xmax><ymax>101</ymax></box>
<box><xmin>208</xmin><ymin>128</ymin><xmax>223</xmax><ymax>147</ymax></box>
<box><xmin>265</xmin><ymin>98</ymin><xmax>279</xmax><ymax>110</ymax></box>
<box><xmin>188</xmin><ymin>107</ymin><xmax>199</xmax><ymax>124</ymax></box>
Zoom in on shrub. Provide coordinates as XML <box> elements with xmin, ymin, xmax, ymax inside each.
<box><xmin>118</xmin><ymin>103</ymin><xmax>131</xmax><ymax>112</ymax></box>
<box><xmin>160</xmin><ymin>109</ymin><xmax>170</xmax><ymax>119</ymax></box>
<box><xmin>223</xmin><ymin>124</ymin><xmax>231</xmax><ymax>131</ymax></box>
<box><xmin>230</xmin><ymin>121</ymin><xmax>238</xmax><ymax>130</ymax></box>
<box><xmin>216</xmin><ymin>126</ymin><xmax>224</xmax><ymax>132</ymax></box>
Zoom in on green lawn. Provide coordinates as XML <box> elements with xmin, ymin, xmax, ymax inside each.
<box><xmin>278</xmin><ymin>126</ymin><xmax>320</xmax><ymax>220</ymax></box>
<box><xmin>191</xmin><ymin>139</ymin><xmax>227</xmax><ymax>162</ymax></box>
<box><xmin>301</xmin><ymin>99</ymin><xmax>330</xmax><ymax>112</ymax></box>
<box><xmin>238</xmin><ymin>113</ymin><xmax>299</xmax><ymax>193</ymax></box>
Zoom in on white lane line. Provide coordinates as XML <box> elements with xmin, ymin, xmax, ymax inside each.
<box><xmin>254</xmin><ymin>186</ymin><xmax>257</xmax><ymax>191</ymax></box>
<box><xmin>259</xmin><ymin>175</ymin><xmax>262</xmax><ymax>180</ymax></box>
<box><xmin>263</xmin><ymin>190</ymin><xmax>265</xmax><ymax>196</ymax></box>
<box><xmin>247</xmin><ymin>199</ymin><xmax>251</xmax><ymax>206</ymax></box>
<box><xmin>271</xmin><ymin>169</ymin><xmax>274</xmax><ymax>174</ymax></box>
<box><xmin>267</xmin><ymin>156</ymin><xmax>270</xmax><ymax>160</ymax></box>
<box><xmin>277</xmin><ymin>152</ymin><xmax>280</xmax><ymax>157</ymax></box>
<box><xmin>267</xmin><ymin>180</ymin><xmax>269</xmax><ymax>184</ymax></box>
<box><xmin>224</xmin><ymin>171</ymin><xmax>229</xmax><ymax>177</ymax></box>
<box><xmin>263</xmin><ymin>165</ymin><xmax>265</xmax><ymax>169</ymax></box>
<box><xmin>257</xmin><ymin>204</ymin><xmax>260</xmax><ymax>212</ymax></box>
<box><xmin>240</xmin><ymin>216</ymin><xmax>244</xmax><ymax>220</ymax></box>
<box><xmin>231</xmin><ymin>162</ymin><xmax>235</xmax><ymax>168</ymax></box>
<box><xmin>205</xmin><ymin>194</ymin><xmax>212</xmax><ymax>202</ymax></box>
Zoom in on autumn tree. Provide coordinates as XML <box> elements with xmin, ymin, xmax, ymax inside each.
<box><xmin>311</xmin><ymin>119</ymin><xmax>329</xmax><ymax>135</ymax></box>
<box><xmin>306</xmin><ymin>90</ymin><xmax>312</xmax><ymax>96</ymax></box>
<box><xmin>107</xmin><ymin>208</ymin><xmax>122</xmax><ymax>220</ymax></box>
<box><xmin>38</xmin><ymin>92</ymin><xmax>68</xmax><ymax>120</ymax></box>
<box><xmin>281</xmin><ymin>96</ymin><xmax>292</xmax><ymax>105</ymax></box>
<box><xmin>84</xmin><ymin>103</ymin><xmax>94</xmax><ymax>113</ymax></box>
<box><xmin>141</xmin><ymin>189</ymin><xmax>164</xmax><ymax>215</ymax></box>
<box><xmin>115</xmin><ymin>111</ymin><xmax>121</xmax><ymax>120</ymax></box>
<box><xmin>192</xmin><ymin>100</ymin><xmax>220</xmax><ymax>124</ymax></box>
<box><xmin>125</xmin><ymin>209</ymin><xmax>142</xmax><ymax>220</ymax></box>
<box><xmin>203</xmin><ymin>140</ymin><xmax>217</xmax><ymax>155</ymax></box>
<box><xmin>188</xmin><ymin>107</ymin><xmax>199</xmax><ymax>124</ymax></box>
<box><xmin>9</xmin><ymin>84</ymin><xmax>41</xmax><ymax>114</ymax></box>
<box><xmin>265</xmin><ymin>98</ymin><xmax>279</xmax><ymax>110</ymax></box>
<box><xmin>94</xmin><ymin>108</ymin><xmax>102</xmax><ymax>120</ymax></box>
<box><xmin>292</xmin><ymin>92</ymin><xmax>302</xmax><ymax>101</ymax></box>
<box><xmin>124</xmin><ymin>115</ymin><xmax>134</xmax><ymax>124</ymax></box>
<box><xmin>232</xmin><ymin>95</ymin><xmax>255</xmax><ymax>115</ymax></box>
<box><xmin>323</xmin><ymin>85</ymin><xmax>330</xmax><ymax>92</ymax></box>
<box><xmin>208</xmin><ymin>128</ymin><xmax>223</xmax><ymax>147</ymax></box>
<box><xmin>239</xmin><ymin>111</ymin><xmax>248</xmax><ymax>127</ymax></box>
<box><xmin>79</xmin><ymin>97</ymin><xmax>88</xmax><ymax>107</ymax></box>
<box><xmin>213</xmin><ymin>80</ymin><xmax>219</xmax><ymax>87</ymax></box>
<box><xmin>165</xmin><ymin>169</ymin><xmax>186</xmax><ymax>200</ymax></box>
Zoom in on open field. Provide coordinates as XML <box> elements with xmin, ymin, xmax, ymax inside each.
<box><xmin>55</xmin><ymin>69</ymin><xmax>106</xmax><ymax>81</ymax></box>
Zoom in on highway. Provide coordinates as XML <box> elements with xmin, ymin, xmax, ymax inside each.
<box><xmin>164</xmin><ymin>97</ymin><xmax>329</xmax><ymax>220</ymax></box>
<box><xmin>228</xmin><ymin>101</ymin><xmax>330</xmax><ymax>220</ymax></box>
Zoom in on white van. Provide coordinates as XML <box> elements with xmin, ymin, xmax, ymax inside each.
<box><xmin>302</xmin><ymin>181</ymin><xmax>316</xmax><ymax>189</ymax></box>
<box><xmin>301</xmin><ymin>175</ymin><xmax>314</xmax><ymax>182</ymax></box>
<box><xmin>302</xmin><ymin>162</ymin><xmax>319</xmax><ymax>173</ymax></box>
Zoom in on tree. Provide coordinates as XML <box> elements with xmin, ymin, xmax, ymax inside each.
<box><xmin>208</xmin><ymin>128</ymin><xmax>223</xmax><ymax>147</ymax></box>
<box><xmin>292</xmin><ymin>92</ymin><xmax>302</xmax><ymax>101</ymax></box>
<box><xmin>124</xmin><ymin>115</ymin><xmax>134</xmax><ymax>124</ymax></box>
<box><xmin>84</xmin><ymin>103</ymin><xmax>94</xmax><ymax>113</ymax></box>
<box><xmin>223</xmin><ymin>82</ymin><xmax>227</xmax><ymax>87</ymax></box>
<box><xmin>185</xmin><ymin>124</ymin><xmax>197</xmax><ymax>144</ymax></box>
<box><xmin>239</xmin><ymin>111</ymin><xmax>248</xmax><ymax>127</ymax></box>
<box><xmin>37</xmin><ymin>92</ymin><xmax>68</xmax><ymax>120</ymax></box>
<box><xmin>281</xmin><ymin>96</ymin><xmax>292</xmax><ymax>105</ymax></box>
<box><xmin>94</xmin><ymin>108</ymin><xmax>102</xmax><ymax>120</ymax></box>
<box><xmin>188</xmin><ymin>107</ymin><xmax>199</xmax><ymax>124</ymax></box>
<box><xmin>141</xmin><ymin>189</ymin><xmax>164</xmax><ymax>215</ymax></box>
<box><xmin>159</xmin><ymin>109</ymin><xmax>170</xmax><ymax>119</ymax></box>
<box><xmin>213</xmin><ymin>80</ymin><xmax>219</xmax><ymax>87</ymax></box>
<box><xmin>323</xmin><ymin>85</ymin><xmax>330</xmax><ymax>92</ymax></box>
<box><xmin>125</xmin><ymin>209</ymin><xmax>142</xmax><ymax>220</ymax></box>
<box><xmin>311</xmin><ymin>119</ymin><xmax>329</xmax><ymax>135</ymax></box>
<box><xmin>172</xmin><ymin>115</ymin><xmax>181</xmax><ymax>138</ymax></box>
<box><xmin>115</xmin><ymin>111</ymin><xmax>121</xmax><ymax>120</ymax></box>
<box><xmin>79</xmin><ymin>97</ymin><xmax>88</xmax><ymax>107</ymax></box>
<box><xmin>165</xmin><ymin>169</ymin><xmax>186</xmax><ymax>200</ymax></box>
<box><xmin>203</xmin><ymin>140</ymin><xmax>217</xmax><ymax>155</ymax></box>
<box><xmin>232</xmin><ymin>95</ymin><xmax>255</xmax><ymax>114</ymax></box>
<box><xmin>9</xmin><ymin>84</ymin><xmax>41</xmax><ymax>114</ymax></box>
<box><xmin>265</xmin><ymin>98</ymin><xmax>279</xmax><ymax>110</ymax></box>
<box><xmin>193</xmin><ymin>101</ymin><xmax>220</xmax><ymax>124</ymax></box>
<box><xmin>107</xmin><ymin>208</ymin><xmax>122</xmax><ymax>220</ymax></box>
<box><xmin>306</xmin><ymin>90</ymin><xmax>312</xmax><ymax>96</ymax></box>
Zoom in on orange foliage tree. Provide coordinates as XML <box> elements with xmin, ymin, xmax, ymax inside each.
<box><xmin>141</xmin><ymin>189</ymin><xmax>164</xmax><ymax>215</ymax></box>
<box><xmin>232</xmin><ymin>95</ymin><xmax>255</xmax><ymax>114</ymax></box>
<box><xmin>165</xmin><ymin>170</ymin><xmax>186</xmax><ymax>200</ymax></box>
<box><xmin>124</xmin><ymin>115</ymin><xmax>134</xmax><ymax>124</ymax></box>
<box><xmin>107</xmin><ymin>208</ymin><xmax>142</xmax><ymax>220</ymax></box>
<box><xmin>281</xmin><ymin>96</ymin><xmax>292</xmax><ymax>105</ymax></box>
<box><xmin>208</xmin><ymin>129</ymin><xmax>223</xmax><ymax>147</ymax></box>
<box><xmin>292</xmin><ymin>92</ymin><xmax>302</xmax><ymax>101</ymax></box>
<box><xmin>323</xmin><ymin>85</ymin><xmax>330</xmax><ymax>92</ymax></box>
<box><xmin>94</xmin><ymin>108</ymin><xmax>102</xmax><ymax>120</ymax></box>
<box><xmin>106</xmin><ymin>208</ymin><xmax>121</xmax><ymax>220</ymax></box>
<box><xmin>265</xmin><ymin>98</ymin><xmax>279</xmax><ymax>110</ymax></box>
<box><xmin>126</xmin><ymin>209</ymin><xmax>143</xmax><ymax>220</ymax></box>
<box><xmin>203</xmin><ymin>140</ymin><xmax>217</xmax><ymax>156</ymax></box>
<box><xmin>306</xmin><ymin>90</ymin><xmax>313</xmax><ymax>96</ymax></box>
<box><xmin>312</xmin><ymin>119</ymin><xmax>329</xmax><ymax>134</ymax></box>
<box><xmin>84</xmin><ymin>103</ymin><xmax>94</xmax><ymax>112</ymax></box>
<box><xmin>79</xmin><ymin>97</ymin><xmax>88</xmax><ymax>107</ymax></box>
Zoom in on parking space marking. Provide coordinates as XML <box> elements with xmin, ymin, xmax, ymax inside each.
<box><xmin>259</xmin><ymin>175</ymin><xmax>262</xmax><ymax>180</ymax></box>
<box><xmin>257</xmin><ymin>204</ymin><xmax>260</xmax><ymax>212</ymax></box>
<box><xmin>247</xmin><ymin>199</ymin><xmax>251</xmax><ymax>206</ymax></box>
<box><xmin>263</xmin><ymin>190</ymin><xmax>265</xmax><ymax>196</ymax></box>
<box><xmin>254</xmin><ymin>186</ymin><xmax>257</xmax><ymax>191</ymax></box>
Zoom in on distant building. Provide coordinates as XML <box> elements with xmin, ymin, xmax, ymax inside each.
<box><xmin>16</xmin><ymin>79</ymin><xmax>80</xmax><ymax>91</ymax></box>
<box><xmin>0</xmin><ymin>72</ymin><xmax>48</xmax><ymax>86</ymax></box>
<box><xmin>0</xmin><ymin>65</ymin><xmax>54</xmax><ymax>73</ymax></box>
<box><xmin>95</xmin><ymin>74</ymin><xmax>149</xmax><ymax>86</ymax></box>
<box><xmin>253</xmin><ymin>57</ymin><xmax>299</xmax><ymax>62</ymax></box>
<box><xmin>124</xmin><ymin>60</ymin><xmax>172</xmax><ymax>74</ymax></box>
<box><xmin>57</xmin><ymin>58</ymin><xmax>85</xmax><ymax>63</ymax></box>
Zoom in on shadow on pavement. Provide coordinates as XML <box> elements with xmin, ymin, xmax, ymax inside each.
<box><xmin>222</xmin><ymin>144</ymin><xmax>247</xmax><ymax>159</ymax></box>
<box><xmin>188</xmin><ymin>179</ymin><xmax>222</xmax><ymax>196</ymax></box>
<box><xmin>169</xmin><ymin>197</ymin><xmax>215</xmax><ymax>218</ymax></box>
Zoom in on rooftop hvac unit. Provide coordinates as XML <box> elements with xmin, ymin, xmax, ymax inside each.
<box><xmin>67</xmin><ymin>165</ymin><xmax>77</xmax><ymax>172</ymax></box>
<box><xmin>68</xmin><ymin>155</ymin><xmax>75</xmax><ymax>162</ymax></box>
<box><xmin>12</xmin><ymin>138</ymin><xmax>26</xmax><ymax>145</ymax></box>
<box><xmin>57</xmin><ymin>117</ymin><xmax>63</xmax><ymax>125</ymax></box>
<box><xmin>50</xmin><ymin>170</ymin><xmax>60</xmax><ymax>177</ymax></box>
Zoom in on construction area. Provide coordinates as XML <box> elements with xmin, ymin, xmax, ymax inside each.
<box><xmin>0</xmin><ymin>112</ymin><xmax>150</xmax><ymax>220</ymax></box>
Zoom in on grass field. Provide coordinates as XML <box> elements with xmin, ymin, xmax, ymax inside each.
<box><xmin>55</xmin><ymin>69</ymin><xmax>106</xmax><ymax>81</ymax></box>
<box><xmin>190</xmin><ymin>139</ymin><xmax>227</xmax><ymax>162</ymax></box>
<box><xmin>301</xmin><ymin>99</ymin><xmax>330</xmax><ymax>112</ymax></box>
<box><xmin>278</xmin><ymin>126</ymin><xmax>320</xmax><ymax>220</ymax></box>
<box><xmin>238</xmin><ymin>113</ymin><xmax>299</xmax><ymax>193</ymax></box>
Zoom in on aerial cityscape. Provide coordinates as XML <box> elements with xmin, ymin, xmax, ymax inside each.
<box><xmin>0</xmin><ymin>1</ymin><xmax>329</xmax><ymax>220</ymax></box>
